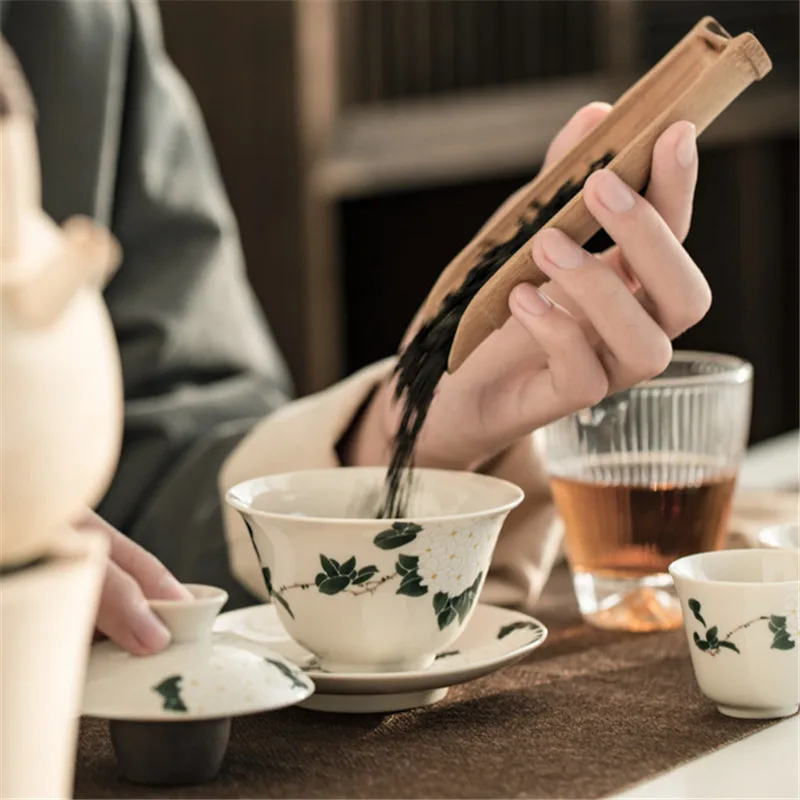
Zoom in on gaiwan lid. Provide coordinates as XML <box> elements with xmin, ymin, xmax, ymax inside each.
<box><xmin>81</xmin><ymin>585</ymin><xmax>314</xmax><ymax>721</ymax></box>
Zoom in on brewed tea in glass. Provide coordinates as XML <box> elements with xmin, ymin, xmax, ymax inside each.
<box><xmin>544</xmin><ymin>352</ymin><xmax>753</xmax><ymax>632</ymax></box>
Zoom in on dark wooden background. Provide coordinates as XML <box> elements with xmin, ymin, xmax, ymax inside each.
<box><xmin>159</xmin><ymin>0</ymin><xmax>799</xmax><ymax>445</ymax></box>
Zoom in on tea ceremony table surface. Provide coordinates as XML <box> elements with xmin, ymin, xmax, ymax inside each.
<box><xmin>74</xmin><ymin>430</ymin><xmax>800</xmax><ymax>800</ymax></box>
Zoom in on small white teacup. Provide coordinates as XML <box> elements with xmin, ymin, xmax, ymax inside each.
<box><xmin>759</xmin><ymin>523</ymin><xmax>799</xmax><ymax>551</ymax></box>
<box><xmin>670</xmin><ymin>549</ymin><xmax>799</xmax><ymax>719</ymax></box>
<box><xmin>226</xmin><ymin>467</ymin><xmax>524</xmax><ymax>674</ymax></box>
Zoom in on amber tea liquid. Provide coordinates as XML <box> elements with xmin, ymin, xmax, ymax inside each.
<box><xmin>550</xmin><ymin>454</ymin><xmax>737</xmax><ymax>632</ymax></box>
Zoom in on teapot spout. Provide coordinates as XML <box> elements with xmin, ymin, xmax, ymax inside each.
<box><xmin>2</xmin><ymin>216</ymin><xmax>121</xmax><ymax>329</ymax></box>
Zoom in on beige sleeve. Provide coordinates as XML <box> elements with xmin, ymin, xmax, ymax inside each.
<box><xmin>218</xmin><ymin>359</ymin><xmax>563</xmax><ymax>612</ymax></box>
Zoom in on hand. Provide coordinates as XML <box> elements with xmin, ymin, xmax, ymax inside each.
<box><xmin>345</xmin><ymin>102</ymin><xmax>711</xmax><ymax>471</ymax></box>
<box><xmin>74</xmin><ymin>510</ymin><xmax>192</xmax><ymax>656</ymax></box>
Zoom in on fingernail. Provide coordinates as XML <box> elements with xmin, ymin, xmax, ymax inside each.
<box><xmin>538</xmin><ymin>231</ymin><xmax>584</xmax><ymax>269</ymax></box>
<box><xmin>675</xmin><ymin>124</ymin><xmax>697</xmax><ymax>168</ymax></box>
<box><xmin>131</xmin><ymin>603</ymin><xmax>171</xmax><ymax>652</ymax></box>
<box><xmin>514</xmin><ymin>283</ymin><xmax>552</xmax><ymax>316</ymax></box>
<box><xmin>593</xmin><ymin>170</ymin><xmax>635</xmax><ymax>213</ymax></box>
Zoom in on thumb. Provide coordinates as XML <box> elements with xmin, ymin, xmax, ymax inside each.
<box><xmin>95</xmin><ymin>560</ymin><xmax>173</xmax><ymax>656</ymax></box>
<box><xmin>542</xmin><ymin>101</ymin><xmax>612</xmax><ymax>171</ymax></box>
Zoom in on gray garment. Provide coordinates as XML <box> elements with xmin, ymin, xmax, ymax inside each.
<box><xmin>1</xmin><ymin>0</ymin><xmax>293</xmax><ymax>606</ymax></box>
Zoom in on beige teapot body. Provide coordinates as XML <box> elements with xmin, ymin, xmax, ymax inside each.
<box><xmin>0</xmin><ymin>35</ymin><xmax>126</xmax><ymax>800</ymax></box>
<box><xmin>0</xmin><ymin>275</ymin><xmax>123</xmax><ymax>565</ymax></box>
<box><xmin>0</xmin><ymin>45</ymin><xmax>124</xmax><ymax>566</ymax></box>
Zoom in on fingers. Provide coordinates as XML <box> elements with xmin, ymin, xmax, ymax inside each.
<box><xmin>108</xmin><ymin>528</ymin><xmax>191</xmax><ymax>601</ymax></box>
<box><xmin>542</xmin><ymin>102</ymin><xmax>612</xmax><ymax>170</ymax></box>
<box><xmin>460</xmin><ymin>101</ymin><xmax>615</xmax><ymax>350</ymax></box>
<box><xmin>531</xmin><ymin>229</ymin><xmax>673</xmax><ymax>389</ymax></box>
<box><xmin>76</xmin><ymin>510</ymin><xmax>190</xmax><ymax>601</ymax></box>
<box><xmin>74</xmin><ymin>510</ymin><xmax>190</xmax><ymax>656</ymax></box>
<box><xmin>508</xmin><ymin>284</ymin><xmax>609</xmax><ymax>427</ymax></box>
<box><xmin>645</xmin><ymin>121</ymin><xmax>698</xmax><ymax>244</ymax></box>
<box><xmin>593</xmin><ymin>120</ymin><xmax>699</xmax><ymax>294</ymax></box>
<box><xmin>95</xmin><ymin>560</ymin><xmax>172</xmax><ymax>656</ymax></box>
<box><xmin>582</xmin><ymin>169</ymin><xmax>711</xmax><ymax>340</ymax></box>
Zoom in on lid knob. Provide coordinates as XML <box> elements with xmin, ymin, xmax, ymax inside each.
<box><xmin>149</xmin><ymin>584</ymin><xmax>228</xmax><ymax>643</ymax></box>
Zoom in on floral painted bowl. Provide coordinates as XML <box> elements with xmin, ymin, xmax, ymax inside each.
<box><xmin>670</xmin><ymin>549</ymin><xmax>799</xmax><ymax>719</ymax></box>
<box><xmin>225</xmin><ymin>467</ymin><xmax>524</xmax><ymax>673</ymax></box>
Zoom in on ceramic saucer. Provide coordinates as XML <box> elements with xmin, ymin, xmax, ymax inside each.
<box><xmin>213</xmin><ymin>602</ymin><xmax>547</xmax><ymax>713</ymax></box>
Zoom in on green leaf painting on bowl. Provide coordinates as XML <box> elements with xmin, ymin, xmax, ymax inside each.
<box><xmin>245</xmin><ymin>519</ymin><xmax>489</xmax><ymax>632</ymax></box>
<box><xmin>688</xmin><ymin>598</ymin><xmax>797</xmax><ymax>656</ymax></box>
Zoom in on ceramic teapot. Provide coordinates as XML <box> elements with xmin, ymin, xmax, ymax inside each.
<box><xmin>0</xmin><ymin>38</ymin><xmax>124</xmax><ymax>566</ymax></box>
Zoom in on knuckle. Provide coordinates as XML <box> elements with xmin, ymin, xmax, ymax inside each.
<box><xmin>675</xmin><ymin>282</ymin><xmax>713</xmax><ymax>330</ymax></box>
<box><xmin>675</xmin><ymin>218</ymin><xmax>692</xmax><ymax>245</ymax></box>
<box><xmin>552</xmin><ymin>323</ymin><xmax>589</xmax><ymax>360</ymax></box>
<box><xmin>567</xmin><ymin>365</ymin><xmax>609</xmax><ymax>411</ymax></box>
<box><xmin>651</xmin><ymin>336</ymin><xmax>674</xmax><ymax>375</ymax></box>
<box><xmin>629</xmin><ymin>336</ymin><xmax>673</xmax><ymax>382</ymax></box>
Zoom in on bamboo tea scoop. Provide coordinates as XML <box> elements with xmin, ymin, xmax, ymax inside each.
<box><xmin>420</xmin><ymin>16</ymin><xmax>772</xmax><ymax>373</ymax></box>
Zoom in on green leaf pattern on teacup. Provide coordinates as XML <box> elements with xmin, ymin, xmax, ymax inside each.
<box><xmin>263</xmin><ymin>565</ymin><xmax>296</xmax><ymax>619</ymax></box>
<box><xmin>246</xmin><ymin>518</ymin><xmax>486</xmax><ymax>632</ymax></box>
<box><xmin>395</xmin><ymin>553</ymin><xmax>428</xmax><ymax>597</ymax></box>
<box><xmin>768</xmin><ymin>615</ymin><xmax>795</xmax><ymax>651</ymax></box>
<box><xmin>432</xmin><ymin>573</ymin><xmax>483</xmax><ymax>630</ymax></box>
<box><xmin>313</xmin><ymin>555</ymin><xmax>385</xmax><ymax>595</ymax></box>
<box><xmin>373</xmin><ymin>522</ymin><xmax>423</xmax><ymax>550</ymax></box>
<box><xmin>782</xmin><ymin>584</ymin><xmax>799</xmax><ymax>646</ymax></box>
<box><xmin>380</xmin><ymin>523</ymin><xmax>489</xmax><ymax>630</ymax></box>
<box><xmin>152</xmin><ymin>675</ymin><xmax>188</xmax><ymax>712</ymax></box>
<box><xmin>688</xmin><ymin>598</ymin><xmax>797</xmax><ymax>655</ymax></box>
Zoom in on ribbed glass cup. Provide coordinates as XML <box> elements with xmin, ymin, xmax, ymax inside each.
<box><xmin>543</xmin><ymin>352</ymin><xmax>753</xmax><ymax>632</ymax></box>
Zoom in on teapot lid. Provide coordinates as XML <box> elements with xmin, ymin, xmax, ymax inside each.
<box><xmin>81</xmin><ymin>585</ymin><xmax>314</xmax><ymax>721</ymax></box>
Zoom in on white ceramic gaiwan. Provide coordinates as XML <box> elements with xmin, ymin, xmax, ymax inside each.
<box><xmin>82</xmin><ymin>584</ymin><xmax>314</xmax><ymax>786</ymax></box>
<box><xmin>226</xmin><ymin>467</ymin><xmax>524</xmax><ymax>673</ymax></box>
<box><xmin>670</xmin><ymin>549</ymin><xmax>799</xmax><ymax>719</ymax></box>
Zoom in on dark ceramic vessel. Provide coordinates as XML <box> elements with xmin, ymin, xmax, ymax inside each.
<box><xmin>109</xmin><ymin>717</ymin><xmax>231</xmax><ymax>786</ymax></box>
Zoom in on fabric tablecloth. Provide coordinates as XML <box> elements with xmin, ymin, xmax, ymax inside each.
<box><xmin>74</xmin><ymin>565</ymin><xmax>780</xmax><ymax>799</ymax></box>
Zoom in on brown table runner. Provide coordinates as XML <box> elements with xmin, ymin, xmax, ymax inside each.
<box><xmin>74</xmin><ymin>567</ymin><xmax>778</xmax><ymax>800</ymax></box>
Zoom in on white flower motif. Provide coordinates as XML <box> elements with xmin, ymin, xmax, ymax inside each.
<box><xmin>784</xmin><ymin>585</ymin><xmax>799</xmax><ymax>643</ymax></box>
<box><xmin>412</xmin><ymin>526</ymin><xmax>488</xmax><ymax>597</ymax></box>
